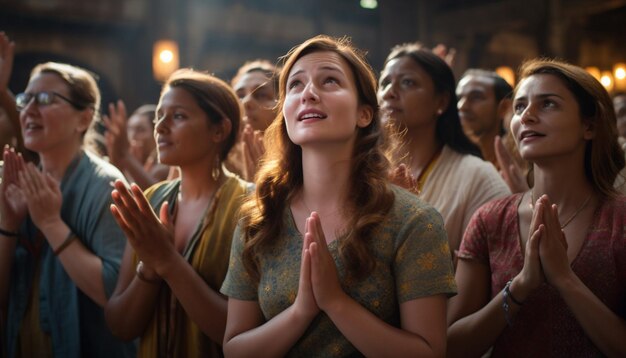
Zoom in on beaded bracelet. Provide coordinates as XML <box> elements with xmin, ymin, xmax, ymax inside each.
<box><xmin>502</xmin><ymin>279</ymin><xmax>524</xmax><ymax>326</ymax></box>
<box><xmin>136</xmin><ymin>261</ymin><xmax>162</xmax><ymax>285</ymax></box>
<box><xmin>0</xmin><ymin>227</ymin><xmax>19</xmax><ymax>237</ymax></box>
<box><xmin>504</xmin><ymin>279</ymin><xmax>524</xmax><ymax>306</ymax></box>
<box><xmin>502</xmin><ymin>287</ymin><xmax>513</xmax><ymax>326</ymax></box>
<box><xmin>54</xmin><ymin>231</ymin><xmax>77</xmax><ymax>256</ymax></box>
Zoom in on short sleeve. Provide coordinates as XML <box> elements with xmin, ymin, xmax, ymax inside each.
<box><xmin>457</xmin><ymin>205</ymin><xmax>491</xmax><ymax>264</ymax></box>
<box><xmin>394</xmin><ymin>205</ymin><xmax>457</xmax><ymax>302</ymax></box>
<box><xmin>220</xmin><ymin>223</ymin><xmax>258</xmax><ymax>300</ymax></box>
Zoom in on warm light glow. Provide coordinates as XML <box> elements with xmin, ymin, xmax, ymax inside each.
<box><xmin>614</xmin><ymin>63</ymin><xmax>626</xmax><ymax>80</ymax></box>
<box><xmin>585</xmin><ymin>67</ymin><xmax>601</xmax><ymax>82</ymax></box>
<box><xmin>153</xmin><ymin>40</ymin><xmax>179</xmax><ymax>82</ymax></box>
<box><xmin>495</xmin><ymin>66</ymin><xmax>515</xmax><ymax>87</ymax></box>
<box><xmin>360</xmin><ymin>0</ymin><xmax>378</xmax><ymax>9</ymax></box>
<box><xmin>600</xmin><ymin>71</ymin><xmax>614</xmax><ymax>92</ymax></box>
<box><xmin>159</xmin><ymin>50</ymin><xmax>174</xmax><ymax>63</ymax></box>
<box><xmin>614</xmin><ymin>63</ymin><xmax>626</xmax><ymax>91</ymax></box>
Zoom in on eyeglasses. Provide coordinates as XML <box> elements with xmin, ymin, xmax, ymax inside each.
<box><xmin>15</xmin><ymin>91</ymin><xmax>87</xmax><ymax>111</ymax></box>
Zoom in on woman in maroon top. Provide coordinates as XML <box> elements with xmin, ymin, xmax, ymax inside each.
<box><xmin>447</xmin><ymin>59</ymin><xmax>626</xmax><ymax>357</ymax></box>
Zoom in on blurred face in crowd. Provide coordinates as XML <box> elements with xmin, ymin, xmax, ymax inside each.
<box><xmin>378</xmin><ymin>56</ymin><xmax>445</xmax><ymax>131</ymax></box>
<box><xmin>127</xmin><ymin>112</ymin><xmax>156</xmax><ymax>162</ymax></box>
<box><xmin>613</xmin><ymin>94</ymin><xmax>626</xmax><ymax>138</ymax></box>
<box><xmin>456</xmin><ymin>74</ymin><xmax>500</xmax><ymax>142</ymax></box>
<box><xmin>511</xmin><ymin>74</ymin><xmax>593</xmax><ymax>163</ymax></box>
<box><xmin>233</xmin><ymin>71</ymin><xmax>277</xmax><ymax>131</ymax></box>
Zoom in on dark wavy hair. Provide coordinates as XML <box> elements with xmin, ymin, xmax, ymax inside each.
<box><xmin>516</xmin><ymin>59</ymin><xmax>625</xmax><ymax>198</ymax></box>
<box><xmin>162</xmin><ymin>69</ymin><xmax>241</xmax><ymax>161</ymax></box>
<box><xmin>383</xmin><ymin>43</ymin><xmax>481</xmax><ymax>157</ymax></box>
<box><xmin>240</xmin><ymin>35</ymin><xmax>395</xmax><ymax>281</ymax></box>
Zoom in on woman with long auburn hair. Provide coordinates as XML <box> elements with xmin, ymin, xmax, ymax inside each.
<box><xmin>447</xmin><ymin>59</ymin><xmax>626</xmax><ymax>357</ymax></box>
<box><xmin>220</xmin><ymin>35</ymin><xmax>456</xmax><ymax>357</ymax></box>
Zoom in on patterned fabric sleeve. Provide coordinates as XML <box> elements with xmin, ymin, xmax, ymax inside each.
<box><xmin>220</xmin><ymin>223</ymin><xmax>259</xmax><ymax>300</ymax></box>
<box><xmin>394</xmin><ymin>205</ymin><xmax>457</xmax><ymax>302</ymax></box>
<box><xmin>457</xmin><ymin>203</ymin><xmax>492</xmax><ymax>264</ymax></box>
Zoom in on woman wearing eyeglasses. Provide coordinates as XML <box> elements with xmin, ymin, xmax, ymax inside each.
<box><xmin>0</xmin><ymin>62</ymin><xmax>134</xmax><ymax>358</ymax></box>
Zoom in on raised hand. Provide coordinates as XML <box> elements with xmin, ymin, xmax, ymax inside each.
<box><xmin>110</xmin><ymin>180</ymin><xmax>176</xmax><ymax>276</ymax></box>
<box><xmin>495</xmin><ymin>136</ymin><xmax>528</xmax><ymax>193</ymax></box>
<box><xmin>307</xmin><ymin>212</ymin><xmax>346</xmax><ymax>312</ymax></box>
<box><xmin>0</xmin><ymin>147</ymin><xmax>27</xmax><ymax>229</ymax></box>
<box><xmin>241</xmin><ymin>124</ymin><xmax>265</xmax><ymax>181</ymax></box>
<box><xmin>103</xmin><ymin>100</ymin><xmax>131</xmax><ymax>168</ymax></box>
<box><xmin>389</xmin><ymin>164</ymin><xmax>418</xmax><ymax>194</ymax></box>
<box><xmin>432</xmin><ymin>43</ymin><xmax>456</xmax><ymax>67</ymax></box>
<box><xmin>17</xmin><ymin>162</ymin><xmax>63</xmax><ymax>232</ymax></box>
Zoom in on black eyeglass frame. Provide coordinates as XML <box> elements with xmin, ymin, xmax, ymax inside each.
<box><xmin>15</xmin><ymin>91</ymin><xmax>88</xmax><ymax>111</ymax></box>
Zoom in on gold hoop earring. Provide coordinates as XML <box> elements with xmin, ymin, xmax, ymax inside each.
<box><xmin>212</xmin><ymin>156</ymin><xmax>221</xmax><ymax>181</ymax></box>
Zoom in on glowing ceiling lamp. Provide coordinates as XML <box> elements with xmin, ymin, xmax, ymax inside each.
<box><xmin>600</xmin><ymin>71</ymin><xmax>614</xmax><ymax>92</ymax></box>
<box><xmin>153</xmin><ymin>40</ymin><xmax>179</xmax><ymax>82</ymax></box>
<box><xmin>614</xmin><ymin>63</ymin><xmax>626</xmax><ymax>91</ymax></box>
<box><xmin>360</xmin><ymin>0</ymin><xmax>378</xmax><ymax>9</ymax></box>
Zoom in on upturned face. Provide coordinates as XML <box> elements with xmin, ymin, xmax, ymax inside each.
<box><xmin>511</xmin><ymin>73</ymin><xmax>594</xmax><ymax>163</ymax></box>
<box><xmin>282</xmin><ymin>51</ymin><xmax>371</xmax><ymax>149</ymax></box>
<box><xmin>233</xmin><ymin>71</ymin><xmax>277</xmax><ymax>132</ymax></box>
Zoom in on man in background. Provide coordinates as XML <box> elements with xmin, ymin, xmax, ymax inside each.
<box><xmin>456</xmin><ymin>69</ymin><xmax>512</xmax><ymax>168</ymax></box>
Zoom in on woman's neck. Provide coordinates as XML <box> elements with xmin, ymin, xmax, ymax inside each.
<box><xmin>178</xmin><ymin>159</ymin><xmax>223</xmax><ymax>202</ymax></box>
<box><xmin>531</xmin><ymin>155</ymin><xmax>595</xmax><ymax>208</ymax></box>
<box><xmin>39</xmin><ymin>143</ymin><xmax>82</xmax><ymax>181</ymax></box>
<box><xmin>401</xmin><ymin>124</ymin><xmax>441</xmax><ymax>177</ymax></box>
<box><xmin>300</xmin><ymin>145</ymin><xmax>352</xmax><ymax>215</ymax></box>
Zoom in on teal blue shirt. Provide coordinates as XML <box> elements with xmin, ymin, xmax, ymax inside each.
<box><xmin>6</xmin><ymin>151</ymin><xmax>135</xmax><ymax>358</ymax></box>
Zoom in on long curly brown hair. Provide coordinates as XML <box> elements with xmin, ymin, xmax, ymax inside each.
<box><xmin>240</xmin><ymin>35</ymin><xmax>395</xmax><ymax>282</ymax></box>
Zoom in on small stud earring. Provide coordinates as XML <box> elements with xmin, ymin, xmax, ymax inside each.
<box><xmin>436</xmin><ymin>109</ymin><xmax>443</xmax><ymax>116</ymax></box>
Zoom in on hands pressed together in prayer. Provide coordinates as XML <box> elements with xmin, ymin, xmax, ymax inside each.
<box><xmin>1</xmin><ymin>147</ymin><xmax>64</xmax><ymax>235</ymax></box>
<box><xmin>515</xmin><ymin>194</ymin><xmax>575</xmax><ymax>299</ymax></box>
<box><xmin>110</xmin><ymin>180</ymin><xmax>177</xmax><ymax>281</ymax></box>
<box><xmin>1</xmin><ymin>147</ymin><xmax>27</xmax><ymax>231</ymax></box>
<box><xmin>241</xmin><ymin>124</ymin><xmax>265</xmax><ymax>182</ymax></box>
<box><xmin>294</xmin><ymin>212</ymin><xmax>347</xmax><ymax>319</ymax></box>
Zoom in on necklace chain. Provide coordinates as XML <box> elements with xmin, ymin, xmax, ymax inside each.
<box><xmin>529</xmin><ymin>191</ymin><xmax>593</xmax><ymax>229</ymax></box>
